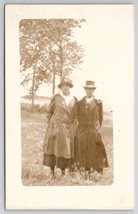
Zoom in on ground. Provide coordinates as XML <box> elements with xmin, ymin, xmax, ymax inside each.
<box><xmin>21</xmin><ymin>109</ymin><xmax>113</xmax><ymax>186</ymax></box>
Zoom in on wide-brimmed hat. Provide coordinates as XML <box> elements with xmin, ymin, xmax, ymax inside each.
<box><xmin>58</xmin><ymin>77</ymin><xmax>73</xmax><ymax>89</ymax></box>
<box><xmin>83</xmin><ymin>80</ymin><xmax>96</xmax><ymax>89</ymax></box>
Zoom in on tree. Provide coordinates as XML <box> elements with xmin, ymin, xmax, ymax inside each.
<box><xmin>19</xmin><ymin>19</ymin><xmax>85</xmax><ymax>110</ymax></box>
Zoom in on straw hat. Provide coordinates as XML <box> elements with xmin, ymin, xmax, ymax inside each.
<box><xmin>83</xmin><ymin>80</ymin><xmax>96</xmax><ymax>89</ymax></box>
<box><xmin>58</xmin><ymin>77</ymin><xmax>73</xmax><ymax>89</ymax></box>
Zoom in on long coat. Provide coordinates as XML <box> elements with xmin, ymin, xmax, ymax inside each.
<box><xmin>43</xmin><ymin>93</ymin><xmax>77</xmax><ymax>160</ymax></box>
<box><xmin>74</xmin><ymin>97</ymin><xmax>108</xmax><ymax>170</ymax></box>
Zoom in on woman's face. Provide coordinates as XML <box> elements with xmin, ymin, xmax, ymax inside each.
<box><xmin>85</xmin><ymin>88</ymin><xmax>95</xmax><ymax>97</ymax></box>
<box><xmin>61</xmin><ymin>84</ymin><xmax>70</xmax><ymax>95</ymax></box>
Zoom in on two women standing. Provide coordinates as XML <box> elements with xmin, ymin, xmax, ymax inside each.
<box><xmin>43</xmin><ymin>78</ymin><xmax>108</xmax><ymax>176</ymax></box>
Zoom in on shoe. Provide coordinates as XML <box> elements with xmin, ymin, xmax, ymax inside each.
<box><xmin>50</xmin><ymin>168</ymin><xmax>54</xmax><ymax>175</ymax></box>
<box><xmin>61</xmin><ymin>169</ymin><xmax>65</xmax><ymax>175</ymax></box>
<box><xmin>96</xmin><ymin>168</ymin><xmax>103</xmax><ymax>174</ymax></box>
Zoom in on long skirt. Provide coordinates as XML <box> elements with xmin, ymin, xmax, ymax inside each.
<box><xmin>74</xmin><ymin>127</ymin><xmax>108</xmax><ymax>171</ymax></box>
<box><xmin>43</xmin><ymin>122</ymin><xmax>75</xmax><ymax>170</ymax></box>
<box><xmin>43</xmin><ymin>154</ymin><xmax>72</xmax><ymax>170</ymax></box>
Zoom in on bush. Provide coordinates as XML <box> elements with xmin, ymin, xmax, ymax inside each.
<box><xmin>21</xmin><ymin>102</ymin><xmax>48</xmax><ymax>114</ymax></box>
<box><xmin>21</xmin><ymin>103</ymin><xmax>32</xmax><ymax>112</ymax></box>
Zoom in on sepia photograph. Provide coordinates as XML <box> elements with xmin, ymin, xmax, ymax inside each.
<box><xmin>5</xmin><ymin>4</ymin><xmax>134</xmax><ymax>209</ymax></box>
<box><xmin>20</xmin><ymin>18</ymin><xmax>113</xmax><ymax>186</ymax></box>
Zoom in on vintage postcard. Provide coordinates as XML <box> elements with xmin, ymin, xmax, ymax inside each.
<box><xmin>5</xmin><ymin>4</ymin><xmax>134</xmax><ymax>209</ymax></box>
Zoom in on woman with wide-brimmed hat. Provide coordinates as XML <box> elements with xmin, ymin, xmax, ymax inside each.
<box><xmin>43</xmin><ymin>77</ymin><xmax>77</xmax><ymax>176</ymax></box>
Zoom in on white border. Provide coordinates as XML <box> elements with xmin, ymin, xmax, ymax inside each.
<box><xmin>5</xmin><ymin>4</ymin><xmax>134</xmax><ymax>210</ymax></box>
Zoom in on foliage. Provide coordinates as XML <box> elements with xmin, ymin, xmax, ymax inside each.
<box><xmin>19</xmin><ymin>19</ymin><xmax>85</xmax><ymax>99</ymax></box>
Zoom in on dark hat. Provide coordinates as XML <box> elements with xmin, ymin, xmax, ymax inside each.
<box><xmin>58</xmin><ymin>77</ymin><xmax>73</xmax><ymax>89</ymax></box>
<box><xmin>83</xmin><ymin>80</ymin><xmax>96</xmax><ymax>89</ymax></box>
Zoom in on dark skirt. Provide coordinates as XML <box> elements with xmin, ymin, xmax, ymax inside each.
<box><xmin>74</xmin><ymin>128</ymin><xmax>108</xmax><ymax>170</ymax></box>
<box><xmin>43</xmin><ymin>154</ymin><xmax>72</xmax><ymax>170</ymax></box>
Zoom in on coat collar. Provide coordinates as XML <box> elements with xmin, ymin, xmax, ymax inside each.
<box><xmin>86</xmin><ymin>97</ymin><xmax>97</xmax><ymax>112</ymax></box>
<box><xmin>79</xmin><ymin>96</ymin><xmax>97</xmax><ymax>115</ymax></box>
<box><xmin>58</xmin><ymin>93</ymin><xmax>75</xmax><ymax>113</ymax></box>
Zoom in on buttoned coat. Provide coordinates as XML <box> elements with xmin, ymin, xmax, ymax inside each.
<box><xmin>74</xmin><ymin>97</ymin><xmax>108</xmax><ymax>170</ymax></box>
<box><xmin>43</xmin><ymin>93</ymin><xmax>77</xmax><ymax>160</ymax></box>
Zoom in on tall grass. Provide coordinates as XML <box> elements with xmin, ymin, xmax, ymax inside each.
<box><xmin>21</xmin><ymin>108</ymin><xmax>113</xmax><ymax>186</ymax></box>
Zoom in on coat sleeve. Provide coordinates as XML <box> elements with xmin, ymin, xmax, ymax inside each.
<box><xmin>46</xmin><ymin>96</ymin><xmax>55</xmax><ymax>122</ymax></box>
<box><xmin>69</xmin><ymin>99</ymin><xmax>78</xmax><ymax>123</ymax></box>
<box><xmin>98</xmin><ymin>100</ymin><xmax>103</xmax><ymax>126</ymax></box>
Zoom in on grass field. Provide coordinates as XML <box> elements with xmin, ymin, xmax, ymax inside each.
<box><xmin>21</xmin><ymin>108</ymin><xmax>113</xmax><ymax>186</ymax></box>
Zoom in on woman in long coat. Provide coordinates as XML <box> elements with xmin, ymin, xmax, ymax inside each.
<box><xmin>43</xmin><ymin>78</ymin><xmax>77</xmax><ymax>175</ymax></box>
<box><xmin>74</xmin><ymin>80</ymin><xmax>108</xmax><ymax>174</ymax></box>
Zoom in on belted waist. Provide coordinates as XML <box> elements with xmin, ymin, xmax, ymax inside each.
<box><xmin>79</xmin><ymin>122</ymin><xmax>94</xmax><ymax>126</ymax></box>
<box><xmin>55</xmin><ymin>119</ymin><xmax>70</xmax><ymax>124</ymax></box>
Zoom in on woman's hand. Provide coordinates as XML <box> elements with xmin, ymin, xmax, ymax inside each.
<box><xmin>95</xmin><ymin>121</ymin><xmax>101</xmax><ymax>130</ymax></box>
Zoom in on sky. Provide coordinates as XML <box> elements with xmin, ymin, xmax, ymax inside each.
<box><xmin>20</xmin><ymin>6</ymin><xmax>133</xmax><ymax>107</ymax></box>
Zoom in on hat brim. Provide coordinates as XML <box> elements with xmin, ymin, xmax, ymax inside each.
<box><xmin>58</xmin><ymin>82</ymin><xmax>73</xmax><ymax>89</ymax></box>
<box><xmin>83</xmin><ymin>86</ymin><xmax>96</xmax><ymax>89</ymax></box>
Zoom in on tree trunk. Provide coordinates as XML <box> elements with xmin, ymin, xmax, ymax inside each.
<box><xmin>31</xmin><ymin>66</ymin><xmax>36</xmax><ymax>112</ymax></box>
<box><xmin>52</xmin><ymin>72</ymin><xmax>56</xmax><ymax>95</ymax></box>
<box><xmin>59</xmin><ymin>42</ymin><xmax>63</xmax><ymax>81</ymax></box>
